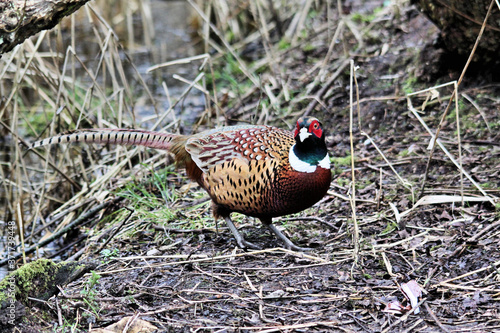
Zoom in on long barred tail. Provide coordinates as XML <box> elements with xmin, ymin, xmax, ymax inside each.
<box><xmin>30</xmin><ymin>128</ymin><xmax>178</xmax><ymax>151</ymax></box>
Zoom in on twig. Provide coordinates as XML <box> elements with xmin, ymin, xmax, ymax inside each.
<box><xmin>0</xmin><ymin>197</ymin><xmax>123</xmax><ymax>267</ymax></box>
<box><xmin>418</xmin><ymin>0</ymin><xmax>496</xmax><ymax>198</ymax></box>
<box><xmin>152</xmin><ymin>225</ymin><xmax>218</xmax><ymax>234</ymax></box>
<box><xmin>303</xmin><ymin>59</ymin><xmax>349</xmax><ymax>116</ymax></box>
<box><xmin>56</xmin><ymin>298</ymin><xmax>63</xmax><ymax>327</ymax></box>
<box><xmin>14</xmin><ymin>122</ymin><xmax>81</xmax><ymax>190</ymax></box>
<box><xmin>349</xmin><ymin>60</ymin><xmax>360</xmax><ymax>266</ymax></box>
<box><xmin>276</xmin><ymin>216</ymin><xmax>338</xmax><ymax>230</ymax></box>
<box><xmin>461</xmin><ymin>93</ymin><xmax>490</xmax><ymax>132</ymax></box>
<box><xmin>433</xmin><ymin>259</ymin><xmax>500</xmax><ymax>288</ymax></box>
<box><xmin>94</xmin><ymin>207</ymin><xmax>134</xmax><ymax>254</ymax></box>
<box><xmin>96</xmin><ymin>247</ymin><xmax>332</xmax><ymax>275</ymax></box>
<box><xmin>361</xmin><ymin>132</ymin><xmax>413</xmax><ymax>191</ymax></box>
<box><xmin>408</xmin><ymin>101</ymin><xmax>495</xmax><ymax>204</ymax></box>
<box><xmin>26</xmin><ymin>198</ymin><xmax>94</xmax><ymax>241</ymax></box>
<box><xmin>381</xmin><ymin>298</ymin><xmax>427</xmax><ymax>333</ymax></box>
<box><xmin>436</xmin><ymin>282</ymin><xmax>500</xmax><ymax>293</ymax></box>
<box><xmin>67</xmin><ymin>247</ymin><xmax>87</xmax><ymax>262</ymax></box>
<box><xmin>186</xmin><ymin>0</ymin><xmax>259</xmax><ymax>87</ymax></box>
<box><xmin>454</xmin><ymin>82</ymin><xmax>464</xmax><ymax>206</ymax></box>
<box><xmin>49</xmin><ymin>235</ymin><xmax>88</xmax><ymax>259</ymax></box>
<box><xmin>371</xmin><ymin>230</ymin><xmax>429</xmax><ymax>249</ymax></box>
<box><xmin>449</xmin><ymin>217</ymin><xmax>500</xmax><ymax>259</ymax></box>
<box><xmin>424</xmin><ymin>303</ymin><xmax>450</xmax><ymax>333</ymax></box>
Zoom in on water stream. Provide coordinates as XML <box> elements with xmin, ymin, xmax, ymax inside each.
<box><xmin>0</xmin><ymin>0</ymin><xmax>205</xmax><ymax>279</ymax></box>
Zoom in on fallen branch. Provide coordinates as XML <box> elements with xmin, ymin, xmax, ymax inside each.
<box><xmin>0</xmin><ymin>0</ymin><xmax>91</xmax><ymax>55</ymax></box>
<box><xmin>0</xmin><ymin>197</ymin><xmax>123</xmax><ymax>267</ymax></box>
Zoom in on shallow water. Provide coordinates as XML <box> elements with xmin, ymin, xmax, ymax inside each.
<box><xmin>0</xmin><ymin>0</ymin><xmax>205</xmax><ymax>276</ymax></box>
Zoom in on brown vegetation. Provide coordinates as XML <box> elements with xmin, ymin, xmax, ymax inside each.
<box><xmin>0</xmin><ymin>0</ymin><xmax>499</xmax><ymax>332</ymax></box>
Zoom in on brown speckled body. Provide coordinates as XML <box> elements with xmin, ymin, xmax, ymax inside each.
<box><xmin>207</xmin><ymin>155</ymin><xmax>331</xmax><ymax>219</ymax></box>
<box><xmin>31</xmin><ymin>117</ymin><xmax>332</xmax><ymax>250</ymax></box>
<box><xmin>176</xmin><ymin>125</ymin><xmax>331</xmax><ymax>220</ymax></box>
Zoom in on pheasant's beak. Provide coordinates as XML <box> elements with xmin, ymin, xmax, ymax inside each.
<box><xmin>299</xmin><ymin>127</ymin><xmax>311</xmax><ymax>142</ymax></box>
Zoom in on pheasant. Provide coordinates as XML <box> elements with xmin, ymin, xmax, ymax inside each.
<box><xmin>30</xmin><ymin>116</ymin><xmax>332</xmax><ymax>251</ymax></box>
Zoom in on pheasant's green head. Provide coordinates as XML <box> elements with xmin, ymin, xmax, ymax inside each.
<box><xmin>290</xmin><ymin>117</ymin><xmax>330</xmax><ymax>173</ymax></box>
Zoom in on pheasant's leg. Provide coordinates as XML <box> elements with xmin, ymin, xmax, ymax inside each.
<box><xmin>223</xmin><ymin>217</ymin><xmax>260</xmax><ymax>250</ymax></box>
<box><xmin>264</xmin><ymin>220</ymin><xmax>311</xmax><ymax>252</ymax></box>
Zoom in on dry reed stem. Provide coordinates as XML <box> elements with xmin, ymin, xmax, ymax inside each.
<box><xmin>349</xmin><ymin>60</ymin><xmax>359</xmax><ymax>266</ymax></box>
<box><xmin>96</xmin><ymin>247</ymin><xmax>338</xmax><ymax>276</ymax></box>
<box><xmin>187</xmin><ymin>0</ymin><xmax>259</xmax><ymax>87</ymax></box>
<box><xmin>454</xmin><ymin>82</ymin><xmax>464</xmax><ymax>206</ymax></box>
<box><xmin>463</xmin><ymin>96</ymin><xmax>492</xmax><ymax>138</ymax></box>
<box><xmin>2</xmin><ymin>2</ymin><xmax>498</xmax><ymax>330</ymax></box>
<box><xmin>2</xmin><ymin>1</ymin><xmax>170</xmax><ymax>246</ymax></box>
<box><xmin>407</xmin><ymin>95</ymin><xmax>495</xmax><ymax>205</ymax></box>
<box><xmin>417</xmin><ymin>0</ymin><xmax>496</xmax><ymax>198</ymax></box>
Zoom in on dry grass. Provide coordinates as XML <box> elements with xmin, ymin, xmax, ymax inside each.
<box><xmin>1</xmin><ymin>0</ymin><xmax>499</xmax><ymax>332</ymax></box>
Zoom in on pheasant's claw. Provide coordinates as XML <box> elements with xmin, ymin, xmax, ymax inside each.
<box><xmin>266</xmin><ymin>223</ymin><xmax>311</xmax><ymax>252</ymax></box>
<box><xmin>224</xmin><ymin>217</ymin><xmax>261</xmax><ymax>250</ymax></box>
<box><xmin>285</xmin><ymin>243</ymin><xmax>312</xmax><ymax>252</ymax></box>
<box><xmin>238</xmin><ymin>239</ymin><xmax>261</xmax><ymax>250</ymax></box>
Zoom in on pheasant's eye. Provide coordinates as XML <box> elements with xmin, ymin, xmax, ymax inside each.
<box><xmin>309</xmin><ymin>120</ymin><xmax>323</xmax><ymax>138</ymax></box>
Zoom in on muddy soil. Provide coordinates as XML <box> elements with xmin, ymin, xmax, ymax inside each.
<box><xmin>3</xmin><ymin>0</ymin><xmax>500</xmax><ymax>332</ymax></box>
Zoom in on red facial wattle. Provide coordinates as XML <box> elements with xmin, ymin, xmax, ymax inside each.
<box><xmin>294</xmin><ymin>122</ymin><xmax>300</xmax><ymax>138</ymax></box>
<box><xmin>309</xmin><ymin>120</ymin><xmax>323</xmax><ymax>138</ymax></box>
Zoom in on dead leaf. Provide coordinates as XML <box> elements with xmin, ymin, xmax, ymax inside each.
<box><xmin>91</xmin><ymin>317</ymin><xmax>157</xmax><ymax>333</ymax></box>
<box><xmin>437</xmin><ymin>210</ymin><xmax>453</xmax><ymax>221</ymax></box>
<box><xmin>383</xmin><ymin>280</ymin><xmax>423</xmax><ymax>315</ymax></box>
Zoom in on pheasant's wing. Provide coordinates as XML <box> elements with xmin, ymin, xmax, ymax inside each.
<box><xmin>185</xmin><ymin>125</ymin><xmax>294</xmax><ymax>173</ymax></box>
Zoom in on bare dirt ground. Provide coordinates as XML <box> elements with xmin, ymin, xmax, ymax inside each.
<box><xmin>2</xmin><ymin>0</ymin><xmax>500</xmax><ymax>332</ymax></box>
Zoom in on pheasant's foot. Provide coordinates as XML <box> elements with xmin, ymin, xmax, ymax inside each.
<box><xmin>238</xmin><ymin>239</ymin><xmax>261</xmax><ymax>250</ymax></box>
<box><xmin>266</xmin><ymin>223</ymin><xmax>311</xmax><ymax>252</ymax></box>
<box><xmin>224</xmin><ymin>217</ymin><xmax>260</xmax><ymax>250</ymax></box>
<box><xmin>284</xmin><ymin>243</ymin><xmax>312</xmax><ymax>252</ymax></box>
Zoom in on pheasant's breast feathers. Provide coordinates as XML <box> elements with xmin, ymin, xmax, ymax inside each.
<box><xmin>185</xmin><ymin>124</ymin><xmax>294</xmax><ymax>173</ymax></box>
<box><xmin>204</xmin><ymin>158</ymin><xmax>278</xmax><ymax>216</ymax></box>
